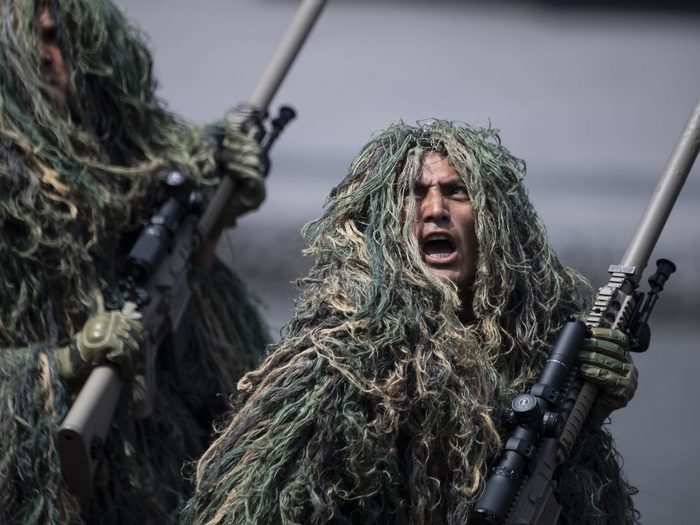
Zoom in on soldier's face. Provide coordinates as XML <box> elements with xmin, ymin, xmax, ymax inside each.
<box><xmin>37</xmin><ymin>7</ymin><xmax>69</xmax><ymax>107</ymax></box>
<box><xmin>413</xmin><ymin>152</ymin><xmax>478</xmax><ymax>309</ymax></box>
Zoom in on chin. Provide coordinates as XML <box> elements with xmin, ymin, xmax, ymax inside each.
<box><xmin>427</xmin><ymin>267</ymin><xmax>461</xmax><ymax>285</ymax></box>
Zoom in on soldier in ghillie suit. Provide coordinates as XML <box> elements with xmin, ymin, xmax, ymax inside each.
<box><xmin>183</xmin><ymin>121</ymin><xmax>640</xmax><ymax>525</ymax></box>
<box><xmin>0</xmin><ymin>0</ymin><xmax>270</xmax><ymax>523</ymax></box>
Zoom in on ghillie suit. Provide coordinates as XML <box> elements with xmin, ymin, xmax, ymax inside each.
<box><xmin>184</xmin><ymin>121</ymin><xmax>640</xmax><ymax>525</ymax></box>
<box><xmin>0</xmin><ymin>0</ymin><xmax>269</xmax><ymax>523</ymax></box>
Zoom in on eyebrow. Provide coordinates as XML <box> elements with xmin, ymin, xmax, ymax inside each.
<box><xmin>414</xmin><ymin>176</ymin><xmax>466</xmax><ymax>189</ymax></box>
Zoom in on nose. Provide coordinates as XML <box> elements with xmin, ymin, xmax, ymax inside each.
<box><xmin>40</xmin><ymin>47</ymin><xmax>53</xmax><ymax>68</ymax></box>
<box><xmin>421</xmin><ymin>187</ymin><xmax>449</xmax><ymax>223</ymax></box>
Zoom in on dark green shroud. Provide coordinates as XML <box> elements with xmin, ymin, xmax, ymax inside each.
<box><xmin>0</xmin><ymin>1</ymin><xmax>269</xmax><ymax>523</ymax></box>
<box><xmin>183</xmin><ymin>122</ymin><xmax>640</xmax><ymax>525</ymax></box>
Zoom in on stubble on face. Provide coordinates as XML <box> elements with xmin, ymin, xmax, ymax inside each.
<box><xmin>413</xmin><ymin>152</ymin><xmax>478</xmax><ymax>322</ymax></box>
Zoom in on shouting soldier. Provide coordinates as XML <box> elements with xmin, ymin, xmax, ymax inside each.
<box><xmin>185</xmin><ymin>121</ymin><xmax>639</xmax><ymax>525</ymax></box>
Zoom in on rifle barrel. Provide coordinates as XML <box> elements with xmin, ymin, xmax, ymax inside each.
<box><xmin>197</xmin><ymin>0</ymin><xmax>327</xmax><ymax>241</ymax></box>
<box><xmin>251</xmin><ymin>0</ymin><xmax>327</xmax><ymax>110</ymax></box>
<box><xmin>623</xmin><ymin>100</ymin><xmax>700</xmax><ymax>279</ymax></box>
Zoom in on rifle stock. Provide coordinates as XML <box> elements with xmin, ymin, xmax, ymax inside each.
<box><xmin>57</xmin><ymin>366</ymin><xmax>123</xmax><ymax>503</ymax></box>
<box><xmin>57</xmin><ymin>0</ymin><xmax>328</xmax><ymax>501</ymax></box>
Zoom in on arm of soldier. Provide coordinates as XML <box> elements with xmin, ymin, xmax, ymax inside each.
<box><xmin>578</xmin><ymin>327</ymin><xmax>639</xmax><ymax>424</ymax></box>
<box><xmin>189</xmin><ymin>111</ymin><xmax>268</xmax><ymax>264</ymax></box>
<box><xmin>209</xmin><ymin>106</ymin><xmax>267</xmax><ymax>227</ymax></box>
<box><xmin>0</xmin><ymin>343</ymin><xmax>81</xmax><ymax>522</ymax></box>
<box><xmin>222</xmin><ymin>106</ymin><xmax>267</xmax><ymax>194</ymax></box>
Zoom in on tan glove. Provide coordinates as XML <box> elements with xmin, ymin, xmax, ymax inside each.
<box><xmin>578</xmin><ymin>327</ymin><xmax>639</xmax><ymax>424</ymax></box>
<box><xmin>57</xmin><ymin>301</ymin><xmax>143</xmax><ymax>385</ymax></box>
<box><xmin>216</xmin><ymin>107</ymin><xmax>267</xmax><ymax>225</ymax></box>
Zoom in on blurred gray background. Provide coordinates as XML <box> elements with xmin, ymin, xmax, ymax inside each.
<box><xmin>115</xmin><ymin>1</ymin><xmax>699</xmax><ymax>522</ymax></box>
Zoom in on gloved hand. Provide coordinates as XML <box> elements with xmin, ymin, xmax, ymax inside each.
<box><xmin>57</xmin><ymin>301</ymin><xmax>144</xmax><ymax>385</ymax></box>
<box><xmin>578</xmin><ymin>327</ymin><xmax>639</xmax><ymax>424</ymax></box>
<box><xmin>216</xmin><ymin>105</ymin><xmax>267</xmax><ymax>226</ymax></box>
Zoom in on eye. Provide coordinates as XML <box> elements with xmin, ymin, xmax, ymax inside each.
<box><xmin>413</xmin><ymin>185</ymin><xmax>427</xmax><ymax>200</ymax></box>
<box><xmin>447</xmin><ymin>184</ymin><xmax>469</xmax><ymax>200</ymax></box>
<box><xmin>41</xmin><ymin>26</ymin><xmax>58</xmax><ymax>44</ymax></box>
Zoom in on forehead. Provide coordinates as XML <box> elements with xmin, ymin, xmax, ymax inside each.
<box><xmin>417</xmin><ymin>151</ymin><xmax>462</xmax><ymax>185</ymax></box>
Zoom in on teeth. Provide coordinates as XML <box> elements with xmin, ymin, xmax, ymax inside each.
<box><xmin>424</xmin><ymin>234</ymin><xmax>450</xmax><ymax>242</ymax></box>
<box><xmin>422</xmin><ymin>234</ymin><xmax>456</xmax><ymax>260</ymax></box>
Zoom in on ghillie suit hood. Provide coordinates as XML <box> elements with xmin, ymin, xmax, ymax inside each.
<box><xmin>184</xmin><ymin>121</ymin><xmax>638</xmax><ymax>525</ymax></box>
<box><xmin>0</xmin><ymin>1</ymin><xmax>268</xmax><ymax>523</ymax></box>
<box><xmin>0</xmin><ymin>0</ymin><xmax>225</xmax><ymax>345</ymax></box>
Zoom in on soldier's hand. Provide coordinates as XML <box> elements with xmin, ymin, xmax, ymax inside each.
<box><xmin>578</xmin><ymin>327</ymin><xmax>639</xmax><ymax>423</ymax></box>
<box><xmin>216</xmin><ymin>105</ymin><xmax>267</xmax><ymax>226</ymax></box>
<box><xmin>57</xmin><ymin>301</ymin><xmax>144</xmax><ymax>385</ymax></box>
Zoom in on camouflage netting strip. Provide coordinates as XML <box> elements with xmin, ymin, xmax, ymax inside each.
<box><xmin>183</xmin><ymin>121</ymin><xmax>639</xmax><ymax>525</ymax></box>
<box><xmin>0</xmin><ymin>346</ymin><xmax>81</xmax><ymax>524</ymax></box>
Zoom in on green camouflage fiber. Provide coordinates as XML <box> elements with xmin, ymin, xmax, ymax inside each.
<box><xmin>0</xmin><ymin>1</ymin><xmax>269</xmax><ymax>523</ymax></box>
<box><xmin>183</xmin><ymin>121</ymin><xmax>639</xmax><ymax>525</ymax></box>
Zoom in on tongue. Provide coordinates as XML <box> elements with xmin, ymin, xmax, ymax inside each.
<box><xmin>423</xmin><ymin>239</ymin><xmax>455</xmax><ymax>258</ymax></box>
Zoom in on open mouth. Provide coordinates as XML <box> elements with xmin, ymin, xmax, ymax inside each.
<box><xmin>421</xmin><ymin>234</ymin><xmax>457</xmax><ymax>264</ymax></box>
